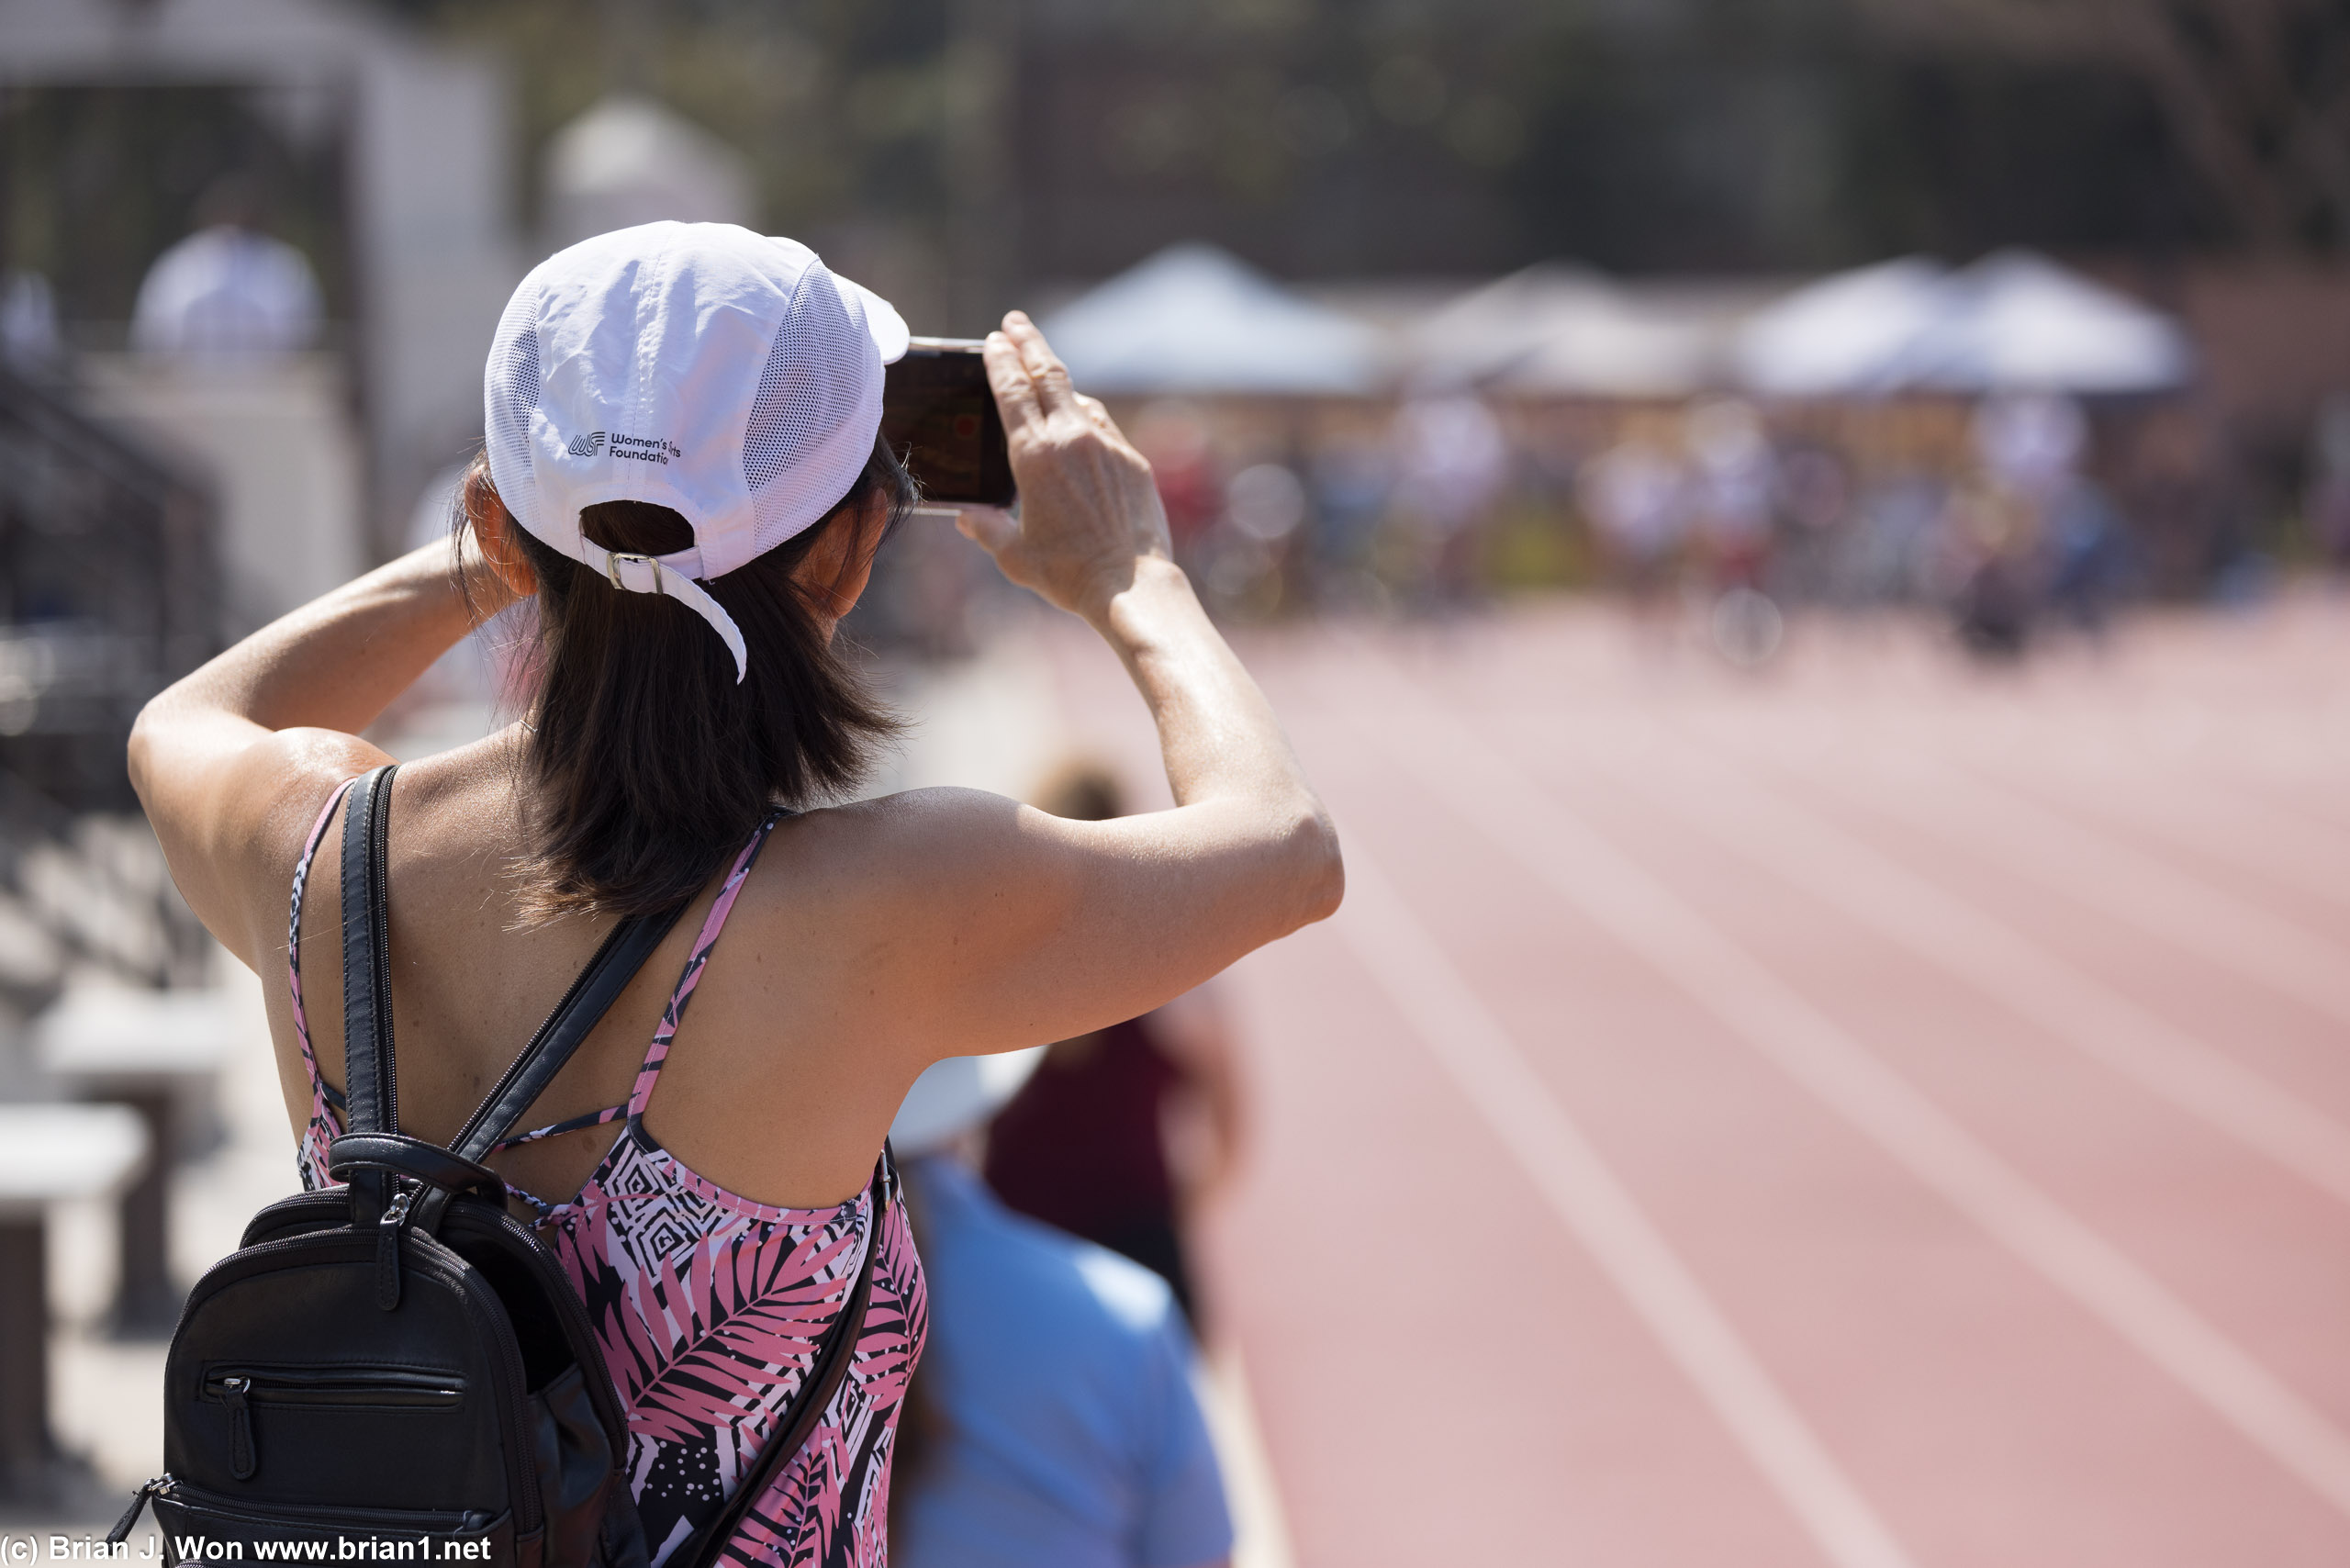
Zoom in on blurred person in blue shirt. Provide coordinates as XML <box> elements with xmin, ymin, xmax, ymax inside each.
<box><xmin>131</xmin><ymin>174</ymin><xmax>321</xmax><ymax>359</ymax></box>
<box><xmin>889</xmin><ymin>1051</ymin><xmax>1235</xmax><ymax>1568</ymax></box>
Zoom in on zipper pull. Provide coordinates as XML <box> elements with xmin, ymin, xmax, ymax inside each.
<box><xmin>222</xmin><ymin>1376</ymin><xmax>257</xmax><ymax>1479</ymax></box>
<box><xmin>106</xmin><ymin>1477</ymin><xmax>168</xmax><ymax>1546</ymax></box>
<box><xmin>376</xmin><ymin>1184</ymin><xmax>415</xmax><ymax>1312</ymax></box>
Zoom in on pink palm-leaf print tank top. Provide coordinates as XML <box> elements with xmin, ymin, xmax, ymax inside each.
<box><xmin>287</xmin><ymin>780</ymin><xmax>925</xmax><ymax>1567</ymax></box>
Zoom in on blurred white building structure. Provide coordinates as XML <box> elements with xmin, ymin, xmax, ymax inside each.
<box><xmin>0</xmin><ymin>0</ymin><xmax>529</xmax><ymax>566</ymax></box>
<box><xmin>542</xmin><ymin>94</ymin><xmax>756</xmax><ymax>252</ymax></box>
<box><xmin>78</xmin><ymin>354</ymin><xmax>366</xmax><ymax>633</ymax></box>
<box><xmin>1044</xmin><ymin>243</ymin><xmax>1383</xmax><ymax>396</ymax></box>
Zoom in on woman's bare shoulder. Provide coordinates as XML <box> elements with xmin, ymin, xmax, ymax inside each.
<box><xmin>725</xmin><ymin>785</ymin><xmax>1093</xmax><ymax>967</ymax></box>
<box><xmin>765</xmin><ymin>787</ymin><xmax>1040</xmax><ymax>898</ymax></box>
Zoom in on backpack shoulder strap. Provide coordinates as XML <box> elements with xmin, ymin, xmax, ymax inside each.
<box><xmin>334</xmin><ymin>763</ymin><xmax>398</xmax><ymax>1224</ymax></box>
<box><xmin>338</xmin><ymin>764</ymin><xmax>399</xmax><ymax>1138</ymax></box>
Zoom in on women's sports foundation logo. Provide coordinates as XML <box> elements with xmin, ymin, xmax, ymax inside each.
<box><xmin>565</xmin><ymin>431</ymin><xmax>681</xmax><ymax>465</ymax></box>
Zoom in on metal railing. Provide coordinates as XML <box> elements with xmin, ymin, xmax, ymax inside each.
<box><xmin>0</xmin><ymin>358</ymin><xmax>219</xmax><ymax>1002</ymax></box>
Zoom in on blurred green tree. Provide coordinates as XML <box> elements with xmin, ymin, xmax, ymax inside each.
<box><xmin>369</xmin><ymin>0</ymin><xmax>2308</xmax><ymax>290</ymax></box>
<box><xmin>1864</xmin><ymin>0</ymin><xmax>2350</xmax><ymax>254</ymax></box>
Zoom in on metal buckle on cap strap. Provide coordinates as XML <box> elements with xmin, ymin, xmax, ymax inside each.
<box><xmin>605</xmin><ymin>552</ymin><xmax>664</xmax><ymax>595</ymax></box>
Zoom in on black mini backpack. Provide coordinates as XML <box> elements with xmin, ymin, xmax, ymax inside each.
<box><xmin>109</xmin><ymin>766</ymin><xmax>877</xmax><ymax>1568</ymax></box>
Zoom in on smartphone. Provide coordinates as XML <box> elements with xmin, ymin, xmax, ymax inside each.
<box><xmin>881</xmin><ymin>338</ymin><xmax>1016</xmax><ymax>508</ymax></box>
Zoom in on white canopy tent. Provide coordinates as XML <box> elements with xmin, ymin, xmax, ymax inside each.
<box><xmin>1405</xmin><ymin>265</ymin><xmax>1799</xmax><ymax>398</ymax></box>
<box><xmin>1899</xmin><ymin>251</ymin><xmax>2193</xmax><ymax>394</ymax></box>
<box><xmin>1405</xmin><ymin>264</ymin><xmax>1616</xmax><ymax>388</ymax></box>
<box><xmin>1729</xmin><ymin>258</ymin><xmax>1953</xmax><ymax>398</ymax></box>
<box><xmin>1732</xmin><ymin>251</ymin><xmax>2192</xmax><ymax>397</ymax></box>
<box><xmin>1041</xmin><ymin>243</ymin><xmax>1384</xmax><ymax>396</ymax></box>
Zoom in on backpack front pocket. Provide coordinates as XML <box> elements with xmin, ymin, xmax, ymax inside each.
<box><xmin>149</xmin><ymin>1476</ymin><xmax>507</xmax><ymax>1562</ymax></box>
<box><xmin>202</xmin><ymin>1367</ymin><xmax>465</xmax><ymax>1483</ymax></box>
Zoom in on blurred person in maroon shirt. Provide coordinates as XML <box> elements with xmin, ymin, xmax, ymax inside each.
<box><xmin>1130</xmin><ymin>403</ymin><xmax>1225</xmax><ymax>554</ymax></box>
<box><xmin>984</xmin><ymin>761</ymin><xmax>1242</xmax><ymax>1326</ymax></box>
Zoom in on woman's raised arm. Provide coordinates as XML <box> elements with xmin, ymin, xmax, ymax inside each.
<box><xmin>849</xmin><ymin>313</ymin><xmax>1343</xmax><ymax>1060</ymax></box>
<box><xmin>126</xmin><ymin>538</ymin><xmax>510</xmax><ymax>968</ymax></box>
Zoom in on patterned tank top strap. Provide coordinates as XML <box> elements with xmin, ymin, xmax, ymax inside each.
<box><xmin>287</xmin><ymin>774</ymin><xmax>364</xmax><ymax>1182</ymax></box>
<box><xmin>623</xmin><ymin>809</ymin><xmax>788</xmax><ymax>1119</ymax></box>
<box><xmin>488</xmin><ymin>1102</ymin><xmax>628</xmax><ymax>1154</ymax></box>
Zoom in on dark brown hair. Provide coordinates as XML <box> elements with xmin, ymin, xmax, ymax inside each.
<box><xmin>457</xmin><ymin>434</ymin><xmax>915</xmax><ymax>921</ymax></box>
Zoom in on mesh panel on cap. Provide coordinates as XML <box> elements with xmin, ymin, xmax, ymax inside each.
<box><xmin>484</xmin><ymin>283</ymin><xmax>543</xmax><ymax>537</ymax></box>
<box><xmin>744</xmin><ymin>267</ymin><xmax>872</xmax><ymax>555</ymax></box>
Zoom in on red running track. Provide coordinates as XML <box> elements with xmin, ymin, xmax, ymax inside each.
<box><xmin>1031</xmin><ymin>599</ymin><xmax>2350</xmax><ymax>1568</ymax></box>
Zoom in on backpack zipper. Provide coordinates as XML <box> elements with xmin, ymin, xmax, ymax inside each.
<box><xmin>133</xmin><ymin>1475</ymin><xmax>492</xmax><ymax>1535</ymax></box>
<box><xmin>201</xmin><ymin>1367</ymin><xmax>464</xmax><ymax>1482</ymax></box>
<box><xmin>106</xmin><ymin>1477</ymin><xmax>169</xmax><ymax>1546</ymax></box>
<box><xmin>377</xmin><ymin>1183</ymin><xmax>416</xmax><ymax>1310</ymax></box>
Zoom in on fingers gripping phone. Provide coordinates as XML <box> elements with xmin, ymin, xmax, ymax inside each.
<box><xmin>881</xmin><ymin>337</ymin><xmax>1017</xmax><ymax>508</ymax></box>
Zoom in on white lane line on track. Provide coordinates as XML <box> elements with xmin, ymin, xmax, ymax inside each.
<box><xmin>1958</xmin><ymin>757</ymin><xmax>2350</xmax><ymax>917</ymax></box>
<box><xmin>1336</xmin><ymin>845</ymin><xmax>1919</xmax><ymax>1568</ymax></box>
<box><xmin>1339</xmin><ymin>693</ymin><xmax>2350</xmax><ymax>1526</ymax></box>
<box><xmin>1550</xmin><ymin>730</ymin><xmax>2350</xmax><ymax>1212</ymax></box>
<box><xmin>1762</xmin><ymin>740</ymin><xmax>2350</xmax><ymax>1032</ymax></box>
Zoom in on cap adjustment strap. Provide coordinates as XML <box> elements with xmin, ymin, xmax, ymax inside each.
<box><xmin>578</xmin><ymin>540</ymin><xmax>751</xmax><ymax>685</ymax></box>
<box><xmin>606</xmin><ymin>552</ymin><xmax>663</xmax><ymax>595</ymax></box>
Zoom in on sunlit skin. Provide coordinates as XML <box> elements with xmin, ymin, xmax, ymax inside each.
<box><xmin>128</xmin><ymin>312</ymin><xmax>1342</xmax><ymax>1213</ymax></box>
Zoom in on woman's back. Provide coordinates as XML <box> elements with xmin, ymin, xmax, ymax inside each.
<box><xmin>273</xmin><ymin>750</ymin><xmax>954</xmax><ymax>1213</ymax></box>
<box><xmin>280</xmin><ymin>768</ymin><xmax>930</xmax><ymax>1565</ymax></box>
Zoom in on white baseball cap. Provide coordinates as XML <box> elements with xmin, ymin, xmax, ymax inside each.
<box><xmin>890</xmin><ymin>1047</ymin><xmax>1047</xmax><ymax>1157</ymax></box>
<box><xmin>484</xmin><ymin>221</ymin><xmax>910</xmax><ymax>681</ymax></box>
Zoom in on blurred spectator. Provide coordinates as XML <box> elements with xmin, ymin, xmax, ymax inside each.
<box><xmin>890</xmin><ymin>1051</ymin><xmax>1235</xmax><ymax>1568</ymax></box>
<box><xmin>1579</xmin><ymin>437</ymin><xmax>1688</xmax><ymax>610</ymax></box>
<box><xmin>1946</xmin><ymin>391</ymin><xmax>2094</xmax><ymax>655</ymax></box>
<box><xmin>1390</xmin><ymin>395</ymin><xmax>1508</xmax><ymax>605</ymax></box>
<box><xmin>1849</xmin><ymin>472</ymin><xmax>1951</xmax><ymax>604</ymax></box>
<box><xmin>1</xmin><ymin>271</ymin><xmax>62</xmax><ymax>371</ymax></box>
<box><xmin>1685</xmin><ymin>397</ymin><xmax>1777</xmax><ymax>591</ymax></box>
<box><xmin>1197</xmin><ymin>460</ymin><xmax>1308</xmax><ymax>618</ymax></box>
<box><xmin>984</xmin><ymin>761</ymin><xmax>1242</xmax><ymax>1325</ymax></box>
<box><xmin>1974</xmin><ymin>390</ymin><xmax>2087</xmax><ymax>503</ymax></box>
<box><xmin>130</xmin><ymin>176</ymin><xmax>322</xmax><ymax>359</ymax></box>
<box><xmin>2043</xmin><ymin>476</ymin><xmax>2130</xmax><ymax>633</ymax></box>
<box><xmin>1772</xmin><ymin>443</ymin><xmax>1853</xmax><ymax>602</ymax></box>
<box><xmin>1941</xmin><ymin>484</ymin><xmax>2034</xmax><ymax>656</ymax></box>
<box><xmin>1132</xmin><ymin>402</ymin><xmax>1225</xmax><ymax>550</ymax></box>
<box><xmin>1306</xmin><ymin>433</ymin><xmax>1391</xmax><ymax>607</ymax></box>
<box><xmin>2307</xmin><ymin>393</ymin><xmax>2350</xmax><ymax>567</ymax></box>
<box><xmin>1225</xmin><ymin>462</ymin><xmax>1307</xmax><ymax>550</ymax></box>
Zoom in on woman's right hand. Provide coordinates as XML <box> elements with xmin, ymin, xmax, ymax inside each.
<box><xmin>959</xmin><ymin>311</ymin><xmax>1175</xmax><ymax>626</ymax></box>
